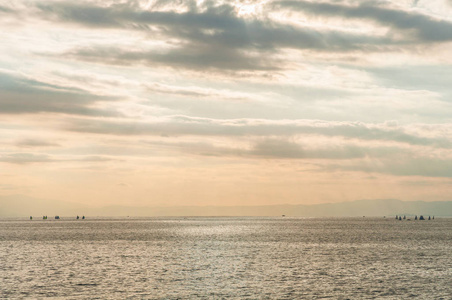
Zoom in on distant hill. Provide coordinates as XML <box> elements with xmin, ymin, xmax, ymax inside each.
<box><xmin>0</xmin><ymin>196</ymin><xmax>451</xmax><ymax>217</ymax></box>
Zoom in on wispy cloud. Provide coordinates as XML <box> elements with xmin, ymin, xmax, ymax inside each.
<box><xmin>326</xmin><ymin>156</ymin><xmax>452</xmax><ymax>178</ymax></box>
<box><xmin>66</xmin><ymin>116</ymin><xmax>452</xmax><ymax>148</ymax></box>
<box><xmin>273</xmin><ymin>1</ymin><xmax>452</xmax><ymax>42</ymax></box>
<box><xmin>0</xmin><ymin>153</ymin><xmax>114</xmax><ymax>164</ymax></box>
<box><xmin>15</xmin><ymin>139</ymin><xmax>60</xmax><ymax>148</ymax></box>
<box><xmin>0</xmin><ymin>72</ymin><xmax>122</xmax><ymax>116</ymax></box>
<box><xmin>0</xmin><ymin>153</ymin><xmax>53</xmax><ymax>164</ymax></box>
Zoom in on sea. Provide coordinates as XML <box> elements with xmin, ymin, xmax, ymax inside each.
<box><xmin>1</xmin><ymin>217</ymin><xmax>451</xmax><ymax>299</ymax></box>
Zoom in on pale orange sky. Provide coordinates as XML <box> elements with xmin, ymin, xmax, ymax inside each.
<box><xmin>0</xmin><ymin>0</ymin><xmax>451</xmax><ymax>208</ymax></box>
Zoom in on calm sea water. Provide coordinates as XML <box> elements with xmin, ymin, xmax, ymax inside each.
<box><xmin>1</xmin><ymin>217</ymin><xmax>451</xmax><ymax>299</ymax></box>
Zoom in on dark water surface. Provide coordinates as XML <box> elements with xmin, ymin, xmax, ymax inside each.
<box><xmin>1</xmin><ymin>217</ymin><xmax>451</xmax><ymax>299</ymax></box>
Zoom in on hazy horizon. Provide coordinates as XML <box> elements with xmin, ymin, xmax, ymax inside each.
<box><xmin>1</xmin><ymin>0</ymin><xmax>451</xmax><ymax>211</ymax></box>
<box><xmin>2</xmin><ymin>195</ymin><xmax>451</xmax><ymax>217</ymax></box>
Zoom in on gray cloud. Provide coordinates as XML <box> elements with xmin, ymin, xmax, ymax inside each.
<box><xmin>273</xmin><ymin>0</ymin><xmax>452</xmax><ymax>42</ymax></box>
<box><xmin>68</xmin><ymin>45</ymin><xmax>277</xmax><ymax>71</ymax></box>
<box><xmin>327</xmin><ymin>157</ymin><xmax>452</xmax><ymax>178</ymax></box>
<box><xmin>0</xmin><ymin>5</ymin><xmax>14</xmax><ymax>13</ymax></box>
<box><xmin>250</xmin><ymin>138</ymin><xmax>404</xmax><ymax>159</ymax></box>
<box><xmin>0</xmin><ymin>153</ymin><xmax>114</xmax><ymax>164</ymax></box>
<box><xmin>0</xmin><ymin>72</ymin><xmax>121</xmax><ymax>116</ymax></box>
<box><xmin>66</xmin><ymin>116</ymin><xmax>452</xmax><ymax>148</ymax></box>
<box><xmin>0</xmin><ymin>153</ymin><xmax>53</xmax><ymax>164</ymax></box>
<box><xmin>35</xmin><ymin>2</ymin><xmax>386</xmax><ymax>70</ymax></box>
<box><xmin>141</xmin><ymin>138</ymin><xmax>452</xmax><ymax>179</ymax></box>
<box><xmin>15</xmin><ymin>139</ymin><xmax>61</xmax><ymax>148</ymax></box>
<box><xmin>143</xmin><ymin>137</ymin><xmax>407</xmax><ymax>160</ymax></box>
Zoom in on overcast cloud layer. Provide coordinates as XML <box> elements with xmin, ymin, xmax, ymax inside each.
<box><xmin>0</xmin><ymin>0</ymin><xmax>451</xmax><ymax>207</ymax></box>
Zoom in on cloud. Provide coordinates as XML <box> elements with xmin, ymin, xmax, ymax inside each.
<box><xmin>66</xmin><ymin>116</ymin><xmax>452</xmax><ymax>148</ymax></box>
<box><xmin>273</xmin><ymin>0</ymin><xmax>452</xmax><ymax>42</ymax></box>
<box><xmin>34</xmin><ymin>1</ymin><xmax>386</xmax><ymax>71</ymax></box>
<box><xmin>141</xmin><ymin>137</ymin><xmax>408</xmax><ymax>160</ymax></box>
<box><xmin>250</xmin><ymin>138</ymin><xmax>404</xmax><ymax>159</ymax></box>
<box><xmin>327</xmin><ymin>156</ymin><xmax>452</xmax><ymax>178</ymax></box>
<box><xmin>67</xmin><ymin>45</ymin><xmax>277</xmax><ymax>71</ymax></box>
<box><xmin>140</xmin><ymin>137</ymin><xmax>452</xmax><ymax>178</ymax></box>
<box><xmin>0</xmin><ymin>5</ymin><xmax>14</xmax><ymax>13</ymax></box>
<box><xmin>145</xmin><ymin>82</ymin><xmax>260</xmax><ymax>102</ymax></box>
<box><xmin>15</xmin><ymin>139</ymin><xmax>60</xmax><ymax>148</ymax></box>
<box><xmin>0</xmin><ymin>153</ymin><xmax>53</xmax><ymax>164</ymax></box>
<box><xmin>0</xmin><ymin>72</ymin><xmax>122</xmax><ymax>116</ymax></box>
<box><xmin>80</xmin><ymin>155</ymin><xmax>115</xmax><ymax>162</ymax></box>
<box><xmin>0</xmin><ymin>153</ymin><xmax>114</xmax><ymax>164</ymax></box>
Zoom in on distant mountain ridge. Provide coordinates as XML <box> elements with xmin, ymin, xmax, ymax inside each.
<box><xmin>1</xmin><ymin>195</ymin><xmax>451</xmax><ymax>217</ymax></box>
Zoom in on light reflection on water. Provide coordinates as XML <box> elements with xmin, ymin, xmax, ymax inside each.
<box><xmin>1</xmin><ymin>217</ymin><xmax>451</xmax><ymax>299</ymax></box>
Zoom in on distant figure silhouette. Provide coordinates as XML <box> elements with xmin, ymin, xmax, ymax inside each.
<box><xmin>395</xmin><ymin>215</ymin><xmax>398</xmax><ymax>219</ymax></box>
<box><xmin>433</xmin><ymin>216</ymin><xmax>435</xmax><ymax>220</ymax></box>
<box><xmin>419</xmin><ymin>215</ymin><xmax>425</xmax><ymax>220</ymax></box>
<box><xmin>399</xmin><ymin>216</ymin><xmax>402</xmax><ymax>220</ymax></box>
<box><xmin>428</xmin><ymin>216</ymin><xmax>431</xmax><ymax>220</ymax></box>
<box><xmin>77</xmin><ymin>215</ymin><xmax>79</xmax><ymax>220</ymax></box>
<box><xmin>82</xmin><ymin>216</ymin><xmax>85</xmax><ymax>220</ymax></box>
<box><xmin>30</xmin><ymin>216</ymin><xmax>32</xmax><ymax>220</ymax></box>
<box><xmin>415</xmin><ymin>215</ymin><xmax>418</xmax><ymax>220</ymax></box>
<box><xmin>403</xmin><ymin>215</ymin><xmax>406</xmax><ymax>220</ymax></box>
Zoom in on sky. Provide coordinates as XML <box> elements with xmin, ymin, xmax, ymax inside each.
<box><xmin>0</xmin><ymin>0</ymin><xmax>451</xmax><ymax>208</ymax></box>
